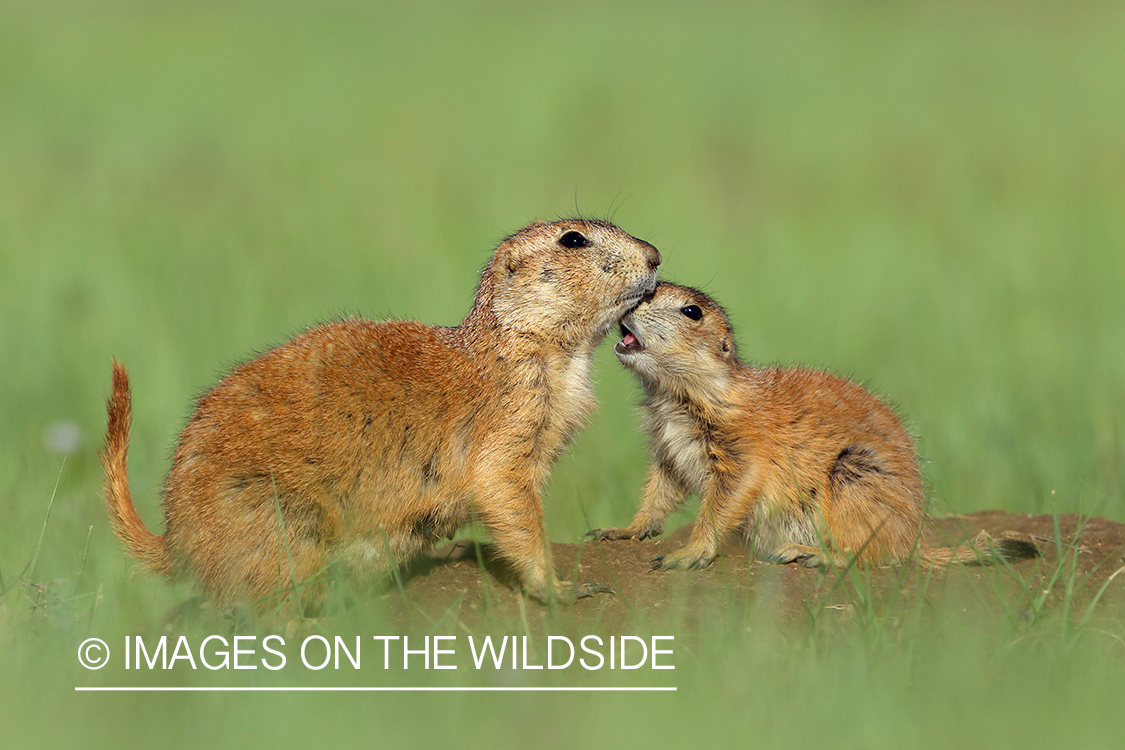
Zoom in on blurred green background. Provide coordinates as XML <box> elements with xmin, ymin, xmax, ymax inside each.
<box><xmin>2</xmin><ymin>0</ymin><xmax>1123</xmax><ymax>747</ymax></box>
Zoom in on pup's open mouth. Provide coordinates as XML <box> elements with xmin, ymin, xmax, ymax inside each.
<box><xmin>614</xmin><ymin>322</ymin><xmax>643</xmax><ymax>356</ymax></box>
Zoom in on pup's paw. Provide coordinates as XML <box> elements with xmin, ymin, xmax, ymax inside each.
<box><xmin>650</xmin><ymin>547</ymin><xmax>716</xmax><ymax>571</ymax></box>
<box><xmin>586</xmin><ymin>523</ymin><xmax>661</xmax><ymax>542</ymax></box>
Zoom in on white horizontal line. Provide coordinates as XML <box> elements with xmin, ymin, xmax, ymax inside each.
<box><xmin>75</xmin><ymin>686</ymin><xmax>676</xmax><ymax>692</ymax></box>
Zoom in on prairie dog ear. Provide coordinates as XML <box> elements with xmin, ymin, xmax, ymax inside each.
<box><xmin>496</xmin><ymin>243</ymin><xmax>523</xmax><ymax>275</ymax></box>
<box><xmin>720</xmin><ymin>336</ymin><xmax>734</xmax><ymax>360</ymax></box>
<box><xmin>498</xmin><ymin>238</ymin><xmax>544</xmax><ymax>276</ymax></box>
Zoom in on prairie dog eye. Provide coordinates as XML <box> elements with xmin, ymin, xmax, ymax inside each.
<box><xmin>681</xmin><ymin>305</ymin><xmax>703</xmax><ymax>321</ymax></box>
<box><xmin>558</xmin><ymin>231</ymin><xmax>590</xmax><ymax>249</ymax></box>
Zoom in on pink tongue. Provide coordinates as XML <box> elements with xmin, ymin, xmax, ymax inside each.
<box><xmin>623</xmin><ymin>332</ymin><xmax>638</xmax><ymax>347</ymax></box>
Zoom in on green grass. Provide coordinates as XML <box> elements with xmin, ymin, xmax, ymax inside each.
<box><xmin>2</xmin><ymin>0</ymin><xmax>1125</xmax><ymax>747</ymax></box>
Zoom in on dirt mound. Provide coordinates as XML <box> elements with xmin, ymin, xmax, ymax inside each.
<box><xmin>387</xmin><ymin>512</ymin><xmax>1125</xmax><ymax>632</ymax></box>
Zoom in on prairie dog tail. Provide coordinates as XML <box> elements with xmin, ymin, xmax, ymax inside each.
<box><xmin>102</xmin><ymin>360</ymin><xmax>176</xmax><ymax>577</ymax></box>
<box><xmin>919</xmin><ymin>529</ymin><xmax>1039</xmax><ymax>568</ymax></box>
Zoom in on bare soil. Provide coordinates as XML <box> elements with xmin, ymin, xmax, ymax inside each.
<box><xmin>387</xmin><ymin>511</ymin><xmax>1125</xmax><ymax>633</ymax></box>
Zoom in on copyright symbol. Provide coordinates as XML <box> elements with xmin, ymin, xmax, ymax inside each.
<box><xmin>78</xmin><ymin>638</ymin><xmax>109</xmax><ymax>669</ymax></box>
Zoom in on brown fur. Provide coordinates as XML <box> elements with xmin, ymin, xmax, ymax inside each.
<box><xmin>589</xmin><ymin>282</ymin><xmax>1037</xmax><ymax>570</ymax></box>
<box><xmin>102</xmin><ymin>220</ymin><xmax>660</xmax><ymax>609</ymax></box>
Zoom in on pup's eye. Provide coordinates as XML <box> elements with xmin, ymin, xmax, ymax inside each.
<box><xmin>558</xmin><ymin>231</ymin><xmax>589</xmax><ymax>249</ymax></box>
<box><xmin>681</xmin><ymin>305</ymin><xmax>703</xmax><ymax>321</ymax></box>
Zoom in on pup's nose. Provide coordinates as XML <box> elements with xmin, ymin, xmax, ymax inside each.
<box><xmin>644</xmin><ymin>243</ymin><xmax>662</xmax><ymax>270</ymax></box>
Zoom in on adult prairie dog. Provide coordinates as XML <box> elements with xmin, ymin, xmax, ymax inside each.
<box><xmin>589</xmin><ymin>282</ymin><xmax>1037</xmax><ymax>570</ymax></box>
<box><xmin>103</xmin><ymin>219</ymin><xmax>661</xmax><ymax>609</ymax></box>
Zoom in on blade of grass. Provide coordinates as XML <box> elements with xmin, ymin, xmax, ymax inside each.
<box><xmin>9</xmin><ymin>458</ymin><xmax>67</xmax><ymax>593</ymax></box>
<box><xmin>271</xmin><ymin>471</ymin><xmax>304</xmax><ymax>619</ymax></box>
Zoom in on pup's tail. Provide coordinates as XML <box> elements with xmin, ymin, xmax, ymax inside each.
<box><xmin>101</xmin><ymin>360</ymin><xmax>176</xmax><ymax>577</ymax></box>
<box><xmin>919</xmin><ymin>529</ymin><xmax>1039</xmax><ymax>568</ymax></box>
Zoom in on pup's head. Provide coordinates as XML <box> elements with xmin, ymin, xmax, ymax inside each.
<box><xmin>615</xmin><ymin>282</ymin><xmax>737</xmax><ymax>394</ymax></box>
<box><xmin>482</xmin><ymin>220</ymin><xmax>661</xmax><ymax>347</ymax></box>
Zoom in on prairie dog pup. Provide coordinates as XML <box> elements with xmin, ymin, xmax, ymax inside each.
<box><xmin>590</xmin><ymin>283</ymin><xmax>1037</xmax><ymax>570</ymax></box>
<box><xmin>103</xmin><ymin>220</ymin><xmax>661</xmax><ymax>609</ymax></box>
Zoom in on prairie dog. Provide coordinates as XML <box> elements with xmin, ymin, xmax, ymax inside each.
<box><xmin>103</xmin><ymin>220</ymin><xmax>661</xmax><ymax>609</ymax></box>
<box><xmin>589</xmin><ymin>282</ymin><xmax>1037</xmax><ymax>570</ymax></box>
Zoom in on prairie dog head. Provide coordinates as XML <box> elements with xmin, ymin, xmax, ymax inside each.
<box><xmin>484</xmin><ymin>220</ymin><xmax>661</xmax><ymax>346</ymax></box>
<box><xmin>615</xmin><ymin>282</ymin><xmax>737</xmax><ymax>395</ymax></box>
